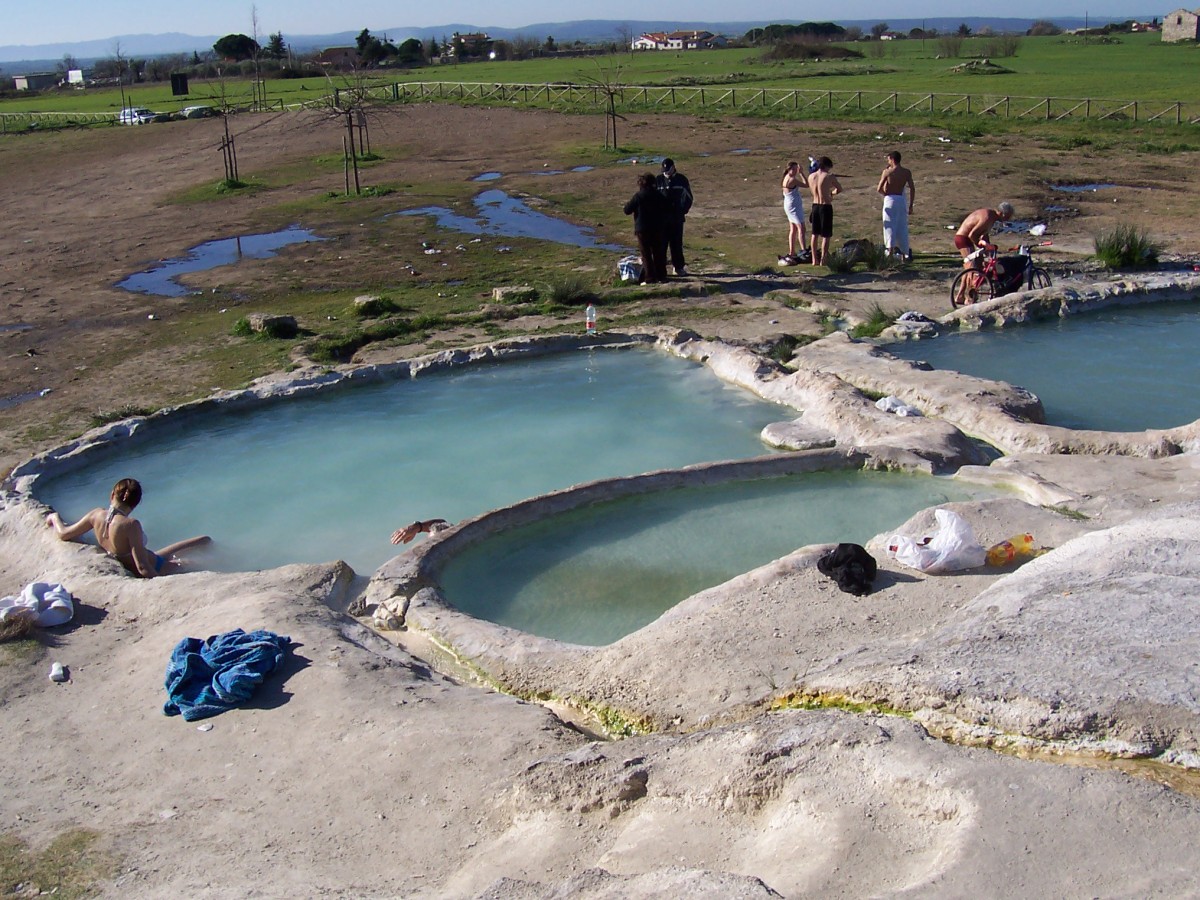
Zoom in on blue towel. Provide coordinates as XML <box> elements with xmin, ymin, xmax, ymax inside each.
<box><xmin>163</xmin><ymin>628</ymin><xmax>291</xmax><ymax>721</ymax></box>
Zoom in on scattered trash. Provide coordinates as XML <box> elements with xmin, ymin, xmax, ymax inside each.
<box><xmin>423</xmin><ymin>248</ymin><xmax>441</xmax><ymax>255</ymax></box>
<box><xmin>49</xmin><ymin>662</ymin><xmax>68</xmax><ymax>683</ymax></box>
<box><xmin>147</xmin><ymin>314</ymin><xmax>157</xmax><ymax>320</ymax></box>
<box><xmin>1029</xmin><ymin>224</ymin><xmax>1047</xmax><ymax>236</ymax></box>
<box><xmin>938</xmin><ymin>136</ymin><xmax>951</xmax><ymax>142</ymax></box>
<box><xmin>886</xmin><ymin>509</ymin><xmax>986</xmax><ymax>574</ymax></box>
<box><xmin>986</xmin><ymin>533</ymin><xmax>1037</xmax><ymax>566</ymax></box>
<box><xmin>38</xmin><ymin>388</ymin><xmax>52</xmax><ymax>397</ymax></box>
<box><xmin>197</xmin><ymin>722</ymin><xmax>214</xmax><ymax>732</ymax></box>
<box><xmin>497</xmin><ymin>246</ymin><xmax>512</xmax><ymax>253</ymax></box>
<box><xmin>875</xmin><ymin>395</ymin><xmax>923</xmax><ymax>417</ymax></box>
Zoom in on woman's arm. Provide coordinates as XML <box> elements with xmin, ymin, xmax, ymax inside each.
<box><xmin>46</xmin><ymin>509</ymin><xmax>99</xmax><ymax>542</ymax></box>
<box><xmin>391</xmin><ymin>519</ymin><xmax>451</xmax><ymax>545</ymax></box>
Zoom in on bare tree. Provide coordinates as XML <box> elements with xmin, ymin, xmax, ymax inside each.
<box><xmin>579</xmin><ymin>59</ymin><xmax>626</xmax><ymax>150</ymax></box>
<box><xmin>615</xmin><ymin>24</ymin><xmax>634</xmax><ymax>55</ymax></box>
<box><xmin>306</xmin><ymin>71</ymin><xmax>403</xmax><ymax>195</ymax></box>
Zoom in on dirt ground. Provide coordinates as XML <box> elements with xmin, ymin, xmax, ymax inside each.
<box><xmin>3</xmin><ymin>104</ymin><xmax>1199</xmax><ymax>474</ymax></box>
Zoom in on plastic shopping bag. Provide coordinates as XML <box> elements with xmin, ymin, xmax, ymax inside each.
<box><xmin>885</xmin><ymin>508</ymin><xmax>986</xmax><ymax>574</ymax></box>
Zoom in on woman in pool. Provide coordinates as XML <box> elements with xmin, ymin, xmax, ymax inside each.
<box><xmin>46</xmin><ymin>477</ymin><xmax>210</xmax><ymax>578</ymax></box>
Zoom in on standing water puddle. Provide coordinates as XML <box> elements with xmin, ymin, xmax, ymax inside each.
<box><xmin>115</xmin><ymin>226</ymin><xmax>324</xmax><ymax>297</ymax></box>
<box><xmin>887</xmin><ymin>299</ymin><xmax>1200</xmax><ymax>431</ymax></box>
<box><xmin>395</xmin><ymin>189</ymin><xmax>625</xmax><ymax>250</ymax></box>
<box><xmin>440</xmin><ymin>471</ymin><xmax>990</xmax><ymax>645</ymax></box>
<box><xmin>36</xmin><ymin>350</ymin><xmax>790</xmax><ymax>574</ymax></box>
<box><xmin>1051</xmin><ymin>183</ymin><xmax>1118</xmax><ymax>193</ymax></box>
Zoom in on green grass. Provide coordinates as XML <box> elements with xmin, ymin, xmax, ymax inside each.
<box><xmin>0</xmin><ymin>828</ymin><xmax>119</xmax><ymax>899</ymax></box>
<box><xmin>850</xmin><ymin>302</ymin><xmax>902</xmax><ymax>338</ymax></box>
<box><xmin>5</xmin><ymin>33</ymin><xmax>1199</xmax><ymax>123</ymax></box>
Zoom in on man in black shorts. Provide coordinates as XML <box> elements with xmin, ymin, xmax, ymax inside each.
<box><xmin>808</xmin><ymin>156</ymin><xmax>843</xmax><ymax>267</ymax></box>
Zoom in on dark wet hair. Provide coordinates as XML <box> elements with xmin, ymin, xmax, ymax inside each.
<box><xmin>637</xmin><ymin>172</ymin><xmax>656</xmax><ymax>190</ymax></box>
<box><xmin>888</xmin><ymin>150</ymin><xmax>901</xmax><ymax>163</ymax></box>
<box><xmin>819</xmin><ymin>156</ymin><xmax>833</xmax><ymax>169</ymax></box>
<box><xmin>111</xmin><ymin>478</ymin><xmax>142</xmax><ymax>509</ymax></box>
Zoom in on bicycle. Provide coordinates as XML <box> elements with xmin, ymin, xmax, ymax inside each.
<box><xmin>951</xmin><ymin>243</ymin><xmax>1052</xmax><ymax>308</ymax></box>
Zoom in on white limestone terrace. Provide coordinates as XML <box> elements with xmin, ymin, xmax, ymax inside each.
<box><xmin>6</xmin><ymin>284</ymin><xmax>1200</xmax><ymax>894</ymax></box>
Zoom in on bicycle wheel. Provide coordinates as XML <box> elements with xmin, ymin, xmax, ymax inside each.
<box><xmin>951</xmin><ymin>269</ymin><xmax>995</xmax><ymax>308</ymax></box>
<box><xmin>1028</xmin><ymin>267</ymin><xmax>1052</xmax><ymax>290</ymax></box>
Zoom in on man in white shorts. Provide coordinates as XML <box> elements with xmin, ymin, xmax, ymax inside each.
<box><xmin>877</xmin><ymin>150</ymin><xmax>915</xmax><ymax>260</ymax></box>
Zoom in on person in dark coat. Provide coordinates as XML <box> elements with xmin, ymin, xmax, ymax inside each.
<box><xmin>655</xmin><ymin>158</ymin><xmax>694</xmax><ymax>276</ymax></box>
<box><xmin>623</xmin><ymin>172</ymin><xmax>669</xmax><ymax>284</ymax></box>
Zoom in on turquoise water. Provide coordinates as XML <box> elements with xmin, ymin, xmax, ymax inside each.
<box><xmin>440</xmin><ymin>471</ymin><xmax>990</xmax><ymax>646</ymax></box>
<box><xmin>35</xmin><ymin>350</ymin><xmax>789</xmax><ymax>575</ymax></box>
<box><xmin>888</xmin><ymin>299</ymin><xmax>1200</xmax><ymax>432</ymax></box>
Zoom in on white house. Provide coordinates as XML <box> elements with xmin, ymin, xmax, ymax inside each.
<box><xmin>632</xmin><ymin>30</ymin><xmax>723</xmax><ymax>50</ymax></box>
<box><xmin>632</xmin><ymin>32</ymin><xmax>669</xmax><ymax>50</ymax></box>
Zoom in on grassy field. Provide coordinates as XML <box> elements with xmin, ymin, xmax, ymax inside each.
<box><xmin>3</xmin><ymin>32</ymin><xmax>1199</xmax><ymax>121</ymax></box>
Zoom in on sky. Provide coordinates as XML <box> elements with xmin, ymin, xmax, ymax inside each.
<box><xmin>3</xmin><ymin>0</ymin><xmax>1152</xmax><ymax>47</ymax></box>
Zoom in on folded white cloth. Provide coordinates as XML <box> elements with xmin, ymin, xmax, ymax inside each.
<box><xmin>0</xmin><ymin>582</ymin><xmax>75</xmax><ymax>627</ymax></box>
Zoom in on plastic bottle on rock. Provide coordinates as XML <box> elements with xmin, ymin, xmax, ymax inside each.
<box><xmin>585</xmin><ymin>303</ymin><xmax>597</xmax><ymax>336</ymax></box>
<box><xmin>986</xmin><ymin>533</ymin><xmax>1035</xmax><ymax>567</ymax></box>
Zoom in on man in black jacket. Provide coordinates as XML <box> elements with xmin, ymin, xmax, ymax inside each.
<box><xmin>656</xmin><ymin>158</ymin><xmax>694</xmax><ymax>276</ymax></box>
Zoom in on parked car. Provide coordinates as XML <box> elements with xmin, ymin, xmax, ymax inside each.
<box><xmin>118</xmin><ymin>107</ymin><xmax>164</xmax><ymax>125</ymax></box>
<box><xmin>180</xmin><ymin>105</ymin><xmax>216</xmax><ymax>119</ymax></box>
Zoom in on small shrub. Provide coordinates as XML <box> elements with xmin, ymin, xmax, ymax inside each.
<box><xmin>543</xmin><ymin>274</ymin><xmax>598</xmax><ymax>305</ymax></box>
<box><xmin>351</xmin><ymin>296</ymin><xmax>399</xmax><ymax>318</ymax></box>
<box><xmin>232</xmin><ymin>317</ymin><xmax>253</xmax><ymax>336</ymax></box>
<box><xmin>861</xmin><ymin>243</ymin><xmax>906</xmax><ymax>272</ymax></box>
<box><xmin>850</xmin><ymin>302</ymin><xmax>901</xmax><ymax>338</ymax></box>
<box><xmin>823</xmin><ymin>249</ymin><xmax>857</xmax><ymax>274</ymax></box>
<box><xmin>763</xmin><ymin>336</ymin><xmax>801</xmax><ymax>362</ymax></box>
<box><xmin>216</xmin><ymin>178</ymin><xmax>249</xmax><ymax>193</ymax></box>
<box><xmin>937</xmin><ymin>34</ymin><xmax>965</xmax><ymax>57</ymax></box>
<box><xmin>1093</xmin><ymin>224</ymin><xmax>1162</xmax><ymax>269</ymax></box>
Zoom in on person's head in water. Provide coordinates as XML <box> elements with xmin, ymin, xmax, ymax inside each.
<box><xmin>110</xmin><ymin>478</ymin><xmax>142</xmax><ymax>511</ymax></box>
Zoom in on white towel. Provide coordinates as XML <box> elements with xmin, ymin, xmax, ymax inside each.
<box><xmin>0</xmin><ymin>582</ymin><xmax>75</xmax><ymax>627</ymax></box>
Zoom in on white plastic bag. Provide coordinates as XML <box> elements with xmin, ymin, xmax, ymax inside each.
<box><xmin>618</xmin><ymin>255</ymin><xmax>643</xmax><ymax>282</ymax></box>
<box><xmin>885</xmin><ymin>509</ymin><xmax>986</xmax><ymax>574</ymax></box>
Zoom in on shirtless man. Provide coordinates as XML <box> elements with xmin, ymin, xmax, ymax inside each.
<box><xmin>46</xmin><ymin>478</ymin><xmax>210</xmax><ymax>577</ymax></box>
<box><xmin>876</xmin><ymin>151</ymin><xmax>915</xmax><ymax>259</ymax></box>
<box><xmin>954</xmin><ymin>202</ymin><xmax>1014</xmax><ymax>265</ymax></box>
<box><xmin>807</xmin><ymin>157</ymin><xmax>843</xmax><ymax>267</ymax></box>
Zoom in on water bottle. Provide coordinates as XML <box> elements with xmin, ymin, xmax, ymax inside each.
<box><xmin>585</xmin><ymin>303</ymin><xmax>597</xmax><ymax>336</ymax></box>
<box><xmin>986</xmin><ymin>533</ymin><xmax>1035</xmax><ymax>567</ymax></box>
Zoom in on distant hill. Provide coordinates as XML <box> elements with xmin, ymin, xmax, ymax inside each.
<box><xmin>0</xmin><ymin>16</ymin><xmax>1156</xmax><ymax>71</ymax></box>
